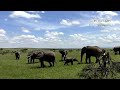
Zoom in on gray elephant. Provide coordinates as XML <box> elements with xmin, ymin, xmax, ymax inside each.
<box><xmin>15</xmin><ymin>51</ymin><xmax>20</xmax><ymax>60</ymax></box>
<box><xmin>64</xmin><ymin>56</ymin><xmax>78</xmax><ymax>65</ymax></box>
<box><xmin>27</xmin><ymin>50</ymin><xmax>42</xmax><ymax>63</ymax></box>
<box><xmin>113</xmin><ymin>46</ymin><xmax>120</xmax><ymax>55</ymax></box>
<box><xmin>80</xmin><ymin>46</ymin><xmax>105</xmax><ymax>64</ymax></box>
<box><xmin>59</xmin><ymin>50</ymin><xmax>68</xmax><ymax>61</ymax></box>
<box><xmin>28</xmin><ymin>50</ymin><xmax>56</xmax><ymax>68</ymax></box>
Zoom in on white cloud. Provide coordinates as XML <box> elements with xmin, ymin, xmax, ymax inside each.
<box><xmin>21</xmin><ymin>27</ymin><xmax>30</xmax><ymax>33</ymax></box>
<box><xmin>68</xmin><ymin>32</ymin><xmax>120</xmax><ymax>48</ymax></box>
<box><xmin>8</xmin><ymin>31</ymin><xmax>65</xmax><ymax>48</ymax></box>
<box><xmin>16</xmin><ymin>19</ymin><xmax>65</xmax><ymax>30</ymax></box>
<box><xmin>26</xmin><ymin>11</ymin><xmax>40</xmax><ymax>13</ymax></box>
<box><xmin>9</xmin><ymin>11</ymin><xmax>41</xmax><ymax>19</ymax></box>
<box><xmin>9</xmin><ymin>31</ymin><xmax>64</xmax><ymax>46</ymax></box>
<box><xmin>44</xmin><ymin>31</ymin><xmax>64</xmax><ymax>41</ymax></box>
<box><xmin>77</xmin><ymin>11</ymin><xmax>119</xmax><ymax>28</ymax></box>
<box><xmin>101</xmin><ymin>26</ymin><xmax>120</xmax><ymax>32</ymax></box>
<box><xmin>27</xmin><ymin>11</ymin><xmax>45</xmax><ymax>14</ymax></box>
<box><xmin>98</xmin><ymin>34</ymin><xmax>120</xmax><ymax>44</ymax></box>
<box><xmin>41</xmin><ymin>11</ymin><xmax>45</xmax><ymax>13</ymax></box>
<box><xmin>97</xmin><ymin>11</ymin><xmax>118</xmax><ymax>17</ymax></box>
<box><xmin>87</xmin><ymin>11</ymin><xmax>119</xmax><ymax>27</ymax></box>
<box><xmin>90</xmin><ymin>19</ymin><xmax>120</xmax><ymax>26</ymax></box>
<box><xmin>10</xmin><ymin>35</ymin><xmax>39</xmax><ymax>44</ymax></box>
<box><xmin>70</xmin><ymin>34</ymin><xmax>87</xmax><ymax>41</ymax></box>
<box><xmin>60</xmin><ymin>19</ymin><xmax>80</xmax><ymax>26</ymax></box>
<box><xmin>0</xmin><ymin>29</ymin><xmax>8</xmax><ymax>43</ymax></box>
<box><xmin>0</xmin><ymin>29</ymin><xmax>6</xmax><ymax>35</ymax></box>
<box><xmin>4</xmin><ymin>18</ymin><xmax>8</xmax><ymax>21</ymax></box>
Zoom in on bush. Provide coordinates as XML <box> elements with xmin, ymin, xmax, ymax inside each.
<box><xmin>78</xmin><ymin>61</ymin><xmax>120</xmax><ymax>79</ymax></box>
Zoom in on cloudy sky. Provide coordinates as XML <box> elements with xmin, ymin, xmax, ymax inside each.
<box><xmin>0</xmin><ymin>11</ymin><xmax>120</xmax><ymax>48</ymax></box>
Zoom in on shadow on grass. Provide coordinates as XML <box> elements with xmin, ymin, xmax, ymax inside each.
<box><xmin>77</xmin><ymin>62</ymin><xmax>94</xmax><ymax>64</ymax></box>
<box><xmin>25</xmin><ymin>62</ymin><xmax>39</xmax><ymax>64</ymax></box>
<box><xmin>59</xmin><ymin>60</ymin><xmax>65</xmax><ymax>62</ymax></box>
<box><xmin>30</xmin><ymin>65</ymin><xmax>54</xmax><ymax>69</ymax></box>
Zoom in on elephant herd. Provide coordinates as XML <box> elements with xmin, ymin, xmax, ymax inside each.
<box><xmin>26</xmin><ymin>45</ymin><xmax>119</xmax><ymax>68</ymax></box>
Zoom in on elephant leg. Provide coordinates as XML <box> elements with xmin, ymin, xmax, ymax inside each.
<box><xmin>64</xmin><ymin>61</ymin><xmax>66</xmax><ymax>65</ymax></box>
<box><xmin>52</xmin><ymin>61</ymin><xmax>54</xmax><ymax>66</ymax></box>
<box><xmin>63</xmin><ymin>56</ymin><xmax>66</xmax><ymax>61</ymax></box>
<box><xmin>119</xmin><ymin>51</ymin><xmax>120</xmax><ymax>55</ymax></box>
<box><xmin>115</xmin><ymin>52</ymin><xmax>117</xmax><ymax>55</ymax></box>
<box><xmin>86</xmin><ymin>55</ymin><xmax>88</xmax><ymax>64</ymax></box>
<box><xmin>43</xmin><ymin>61</ymin><xmax>46</xmax><ymax>67</ymax></box>
<box><xmin>16</xmin><ymin>56</ymin><xmax>18</xmax><ymax>59</ymax></box>
<box><xmin>30</xmin><ymin>58</ymin><xmax>32</xmax><ymax>63</ymax></box>
<box><xmin>96</xmin><ymin>57</ymin><xmax>99</xmax><ymax>63</ymax></box>
<box><xmin>49</xmin><ymin>62</ymin><xmax>52</xmax><ymax>67</ymax></box>
<box><xmin>62</xmin><ymin>54</ymin><xmax>64</xmax><ymax>60</ymax></box>
<box><xmin>89</xmin><ymin>56</ymin><xmax>91</xmax><ymax>64</ymax></box>
<box><xmin>40</xmin><ymin>60</ymin><xmax>44</xmax><ymax>67</ymax></box>
<box><xmin>86</xmin><ymin>57</ymin><xmax>88</xmax><ymax>63</ymax></box>
<box><xmin>64</xmin><ymin>61</ymin><xmax>69</xmax><ymax>65</ymax></box>
<box><xmin>41</xmin><ymin>61</ymin><xmax>43</xmax><ymax>67</ymax></box>
<box><xmin>28</xmin><ymin>59</ymin><xmax>29</xmax><ymax>63</ymax></box>
<box><xmin>61</xmin><ymin>56</ymin><xmax>63</xmax><ymax>60</ymax></box>
<box><xmin>33</xmin><ymin>58</ymin><xmax>34</xmax><ymax>63</ymax></box>
<box><xmin>71</xmin><ymin>61</ymin><xmax>73</xmax><ymax>65</ymax></box>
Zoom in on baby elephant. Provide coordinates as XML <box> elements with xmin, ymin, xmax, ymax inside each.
<box><xmin>64</xmin><ymin>56</ymin><xmax>78</xmax><ymax>65</ymax></box>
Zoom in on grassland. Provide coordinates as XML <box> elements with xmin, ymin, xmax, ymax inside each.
<box><xmin>0</xmin><ymin>48</ymin><xmax>120</xmax><ymax>79</ymax></box>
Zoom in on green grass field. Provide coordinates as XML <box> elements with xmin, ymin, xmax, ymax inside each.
<box><xmin>0</xmin><ymin>48</ymin><xmax>120</xmax><ymax>79</ymax></box>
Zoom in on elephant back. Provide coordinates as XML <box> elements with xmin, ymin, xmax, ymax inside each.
<box><xmin>43</xmin><ymin>51</ymin><xmax>55</xmax><ymax>57</ymax></box>
<box><xmin>86</xmin><ymin>46</ymin><xmax>105</xmax><ymax>54</ymax></box>
<box><xmin>113</xmin><ymin>46</ymin><xmax>120</xmax><ymax>50</ymax></box>
<box><xmin>28</xmin><ymin>50</ymin><xmax>44</xmax><ymax>58</ymax></box>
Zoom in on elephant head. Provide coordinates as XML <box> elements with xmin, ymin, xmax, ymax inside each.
<box><xmin>27</xmin><ymin>51</ymin><xmax>44</xmax><ymax>63</ymax></box>
<box><xmin>59</xmin><ymin>50</ymin><xmax>68</xmax><ymax>60</ymax></box>
<box><xmin>80</xmin><ymin>47</ymin><xmax>87</xmax><ymax>63</ymax></box>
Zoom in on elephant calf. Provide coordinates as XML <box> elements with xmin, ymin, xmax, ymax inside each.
<box><xmin>64</xmin><ymin>56</ymin><xmax>78</xmax><ymax>65</ymax></box>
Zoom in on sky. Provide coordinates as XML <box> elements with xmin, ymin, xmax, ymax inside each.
<box><xmin>0</xmin><ymin>11</ymin><xmax>120</xmax><ymax>48</ymax></box>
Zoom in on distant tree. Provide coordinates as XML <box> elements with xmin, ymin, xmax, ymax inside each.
<box><xmin>0</xmin><ymin>48</ymin><xmax>3</xmax><ymax>51</ymax></box>
<box><xmin>20</xmin><ymin>48</ymin><xmax>28</xmax><ymax>53</ymax></box>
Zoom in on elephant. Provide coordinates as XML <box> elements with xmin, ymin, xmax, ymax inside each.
<box><xmin>80</xmin><ymin>46</ymin><xmax>105</xmax><ymax>64</ymax></box>
<box><xmin>28</xmin><ymin>50</ymin><xmax>56</xmax><ymax>68</ymax></box>
<box><xmin>27</xmin><ymin>50</ymin><xmax>42</xmax><ymax>63</ymax></box>
<box><xmin>64</xmin><ymin>56</ymin><xmax>78</xmax><ymax>65</ymax></box>
<box><xmin>27</xmin><ymin>51</ymin><xmax>40</xmax><ymax>63</ymax></box>
<box><xmin>113</xmin><ymin>46</ymin><xmax>120</xmax><ymax>55</ymax></box>
<box><xmin>59</xmin><ymin>50</ymin><xmax>68</xmax><ymax>61</ymax></box>
<box><xmin>15</xmin><ymin>51</ymin><xmax>20</xmax><ymax>60</ymax></box>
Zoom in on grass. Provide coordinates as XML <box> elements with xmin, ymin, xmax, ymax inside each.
<box><xmin>0</xmin><ymin>48</ymin><xmax>120</xmax><ymax>79</ymax></box>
